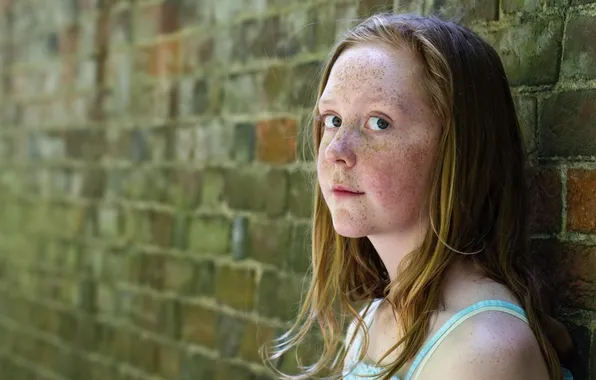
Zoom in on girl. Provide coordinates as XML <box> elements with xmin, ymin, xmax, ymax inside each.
<box><xmin>261</xmin><ymin>12</ymin><xmax>576</xmax><ymax>380</ymax></box>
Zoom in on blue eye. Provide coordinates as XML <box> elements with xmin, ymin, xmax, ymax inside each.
<box><xmin>367</xmin><ymin>117</ymin><xmax>390</xmax><ymax>131</ymax></box>
<box><xmin>323</xmin><ymin>115</ymin><xmax>342</xmax><ymax>128</ymax></box>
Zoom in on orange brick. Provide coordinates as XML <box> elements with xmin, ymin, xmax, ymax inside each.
<box><xmin>256</xmin><ymin>118</ymin><xmax>297</xmax><ymax>164</ymax></box>
<box><xmin>147</xmin><ymin>39</ymin><xmax>181</xmax><ymax>77</ymax></box>
<box><xmin>567</xmin><ymin>169</ymin><xmax>596</xmax><ymax>233</ymax></box>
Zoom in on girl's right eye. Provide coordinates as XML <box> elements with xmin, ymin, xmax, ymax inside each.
<box><xmin>322</xmin><ymin>115</ymin><xmax>342</xmax><ymax>128</ymax></box>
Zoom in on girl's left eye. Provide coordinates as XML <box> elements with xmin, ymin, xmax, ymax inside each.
<box><xmin>367</xmin><ymin>117</ymin><xmax>391</xmax><ymax>131</ymax></box>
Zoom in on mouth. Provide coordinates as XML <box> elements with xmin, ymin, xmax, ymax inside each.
<box><xmin>331</xmin><ymin>185</ymin><xmax>364</xmax><ymax>196</ymax></box>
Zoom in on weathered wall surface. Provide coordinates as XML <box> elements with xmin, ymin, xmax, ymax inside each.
<box><xmin>0</xmin><ymin>0</ymin><xmax>594</xmax><ymax>379</ymax></box>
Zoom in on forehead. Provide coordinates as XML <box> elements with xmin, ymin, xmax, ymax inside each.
<box><xmin>320</xmin><ymin>42</ymin><xmax>424</xmax><ymax>101</ymax></box>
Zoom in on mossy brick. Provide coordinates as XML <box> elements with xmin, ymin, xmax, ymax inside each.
<box><xmin>179</xmin><ymin>351</ymin><xmax>215</xmax><ymax>380</ymax></box>
<box><xmin>216</xmin><ymin>313</ymin><xmax>245</xmax><ymax>358</ymax></box>
<box><xmin>215</xmin><ymin>265</ymin><xmax>256</xmax><ymax>311</ymax></box>
<box><xmin>561</xmin><ymin>13</ymin><xmax>596</xmax><ymax>80</ymax></box>
<box><xmin>288</xmin><ymin>170</ymin><xmax>315</xmax><ymax>218</ymax></box>
<box><xmin>193</xmin><ymin>79</ymin><xmax>209</xmax><ymax>115</ymax></box>
<box><xmin>232</xmin><ymin>122</ymin><xmax>256</xmax><ymax>162</ymax></box>
<box><xmin>263</xmin><ymin>65</ymin><xmax>290</xmax><ymax>111</ymax></box>
<box><xmin>129</xmin><ymin>333</ymin><xmax>159</xmax><ymax>373</ymax></box>
<box><xmin>172</xmin><ymin>214</ymin><xmax>190</xmax><ymax>249</ymax></box>
<box><xmin>297</xmin><ymin>112</ymin><xmax>316</xmax><ymax>162</ymax></box>
<box><xmin>199</xmin><ymin>169</ymin><xmax>225</xmax><ymax>208</ymax></box>
<box><xmin>232</xmin><ymin>216</ymin><xmax>249</xmax><ymax>260</ymax></box>
<box><xmin>277</xmin><ymin>332</ymin><xmax>324</xmax><ymax>375</ymax></box>
<box><xmin>502</xmin><ymin>0</ymin><xmax>540</xmax><ymax>12</ymax></box>
<box><xmin>256</xmin><ymin>118</ymin><xmax>298</xmax><ymax>164</ymax></box>
<box><xmin>310</xmin><ymin>1</ymin><xmax>336</xmax><ymax>49</ymax></box>
<box><xmin>189</xmin><ymin>216</ymin><xmax>231</xmax><ymax>254</ymax></box>
<box><xmin>214</xmin><ymin>361</ymin><xmax>254</xmax><ymax>380</ymax></box>
<box><xmin>224</xmin><ymin>168</ymin><xmax>288</xmax><ymax>216</ymax></box>
<box><xmin>430</xmin><ymin>0</ymin><xmax>498</xmax><ymax>23</ymax></box>
<box><xmin>195</xmin><ymin>120</ymin><xmax>233</xmax><ymax>163</ymax></box>
<box><xmin>479</xmin><ymin>15</ymin><xmax>564</xmax><ymax>86</ymax></box>
<box><xmin>196</xmin><ymin>260</ymin><xmax>215</xmax><ymax>296</ymax></box>
<box><xmin>567</xmin><ymin>169</ymin><xmax>596</xmax><ymax>233</ymax></box>
<box><xmin>163</xmin><ymin>256</ymin><xmax>195</xmax><ymax>294</ymax></box>
<box><xmin>248</xmin><ymin>220</ymin><xmax>291</xmax><ymax>268</ymax></box>
<box><xmin>290</xmin><ymin>61</ymin><xmax>322</xmax><ymax>109</ymax></box>
<box><xmin>180</xmin><ymin>302</ymin><xmax>217</xmax><ymax>348</ymax></box>
<box><xmin>539</xmin><ymin>90</ymin><xmax>596</xmax><ymax>156</ymax></box>
<box><xmin>238</xmin><ymin>320</ymin><xmax>278</xmax><ymax>364</ymax></box>
<box><xmin>169</xmin><ymin>169</ymin><xmax>202</xmax><ymax>210</ymax></box>
<box><xmin>357</xmin><ymin>0</ymin><xmax>395</xmax><ymax>17</ymax></box>
<box><xmin>527</xmin><ymin>166</ymin><xmax>561</xmax><ymax>234</ymax></box>
<box><xmin>156</xmin><ymin>343</ymin><xmax>181</xmax><ymax>379</ymax></box>
<box><xmin>123</xmin><ymin>209</ymin><xmax>152</xmax><ymax>243</ymax></box>
<box><xmin>512</xmin><ymin>95</ymin><xmax>537</xmax><ymax>155</ymax></box>
<box><xmin>286</xmin><ymin>222</ymin><xmax>312</xmax><ymax>274</ymax></box>
<box><xmin>222</xmin><ymin>72</ymin><xmax>266</xmax><ymax>114</ymax></box>
<box><xmin>232</xmin><ymin>18</ymin><xmax>261</xmax><ymax>62</ymax></box>
<box><xmin>257</xmin><ymin>271</ymin><xmax>306</xmax><ymax>321</ymax></box>
<box><xmin>150</xmin><ymin>210</ymin><xmax>174</xmax><ymax>247</ymax></box>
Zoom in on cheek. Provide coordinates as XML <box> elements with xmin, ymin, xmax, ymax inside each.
<box><xmin>365</xmin><ymin>141</ymin><xmax>434</xmax><ymax>205</ymax></box>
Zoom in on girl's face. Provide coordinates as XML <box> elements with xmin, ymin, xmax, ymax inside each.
<box><xmin>317</xmin><ymin>42</ymin><xmax>442</xmax><ymax>238</ymax></box>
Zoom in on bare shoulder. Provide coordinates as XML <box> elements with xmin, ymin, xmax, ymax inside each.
<box><xmin>423</xmin><ymin>310</ymin><xmax>550</xmax><ymax>380</ymax></box>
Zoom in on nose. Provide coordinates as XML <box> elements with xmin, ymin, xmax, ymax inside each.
<box><xmin>324</xmin><ymin>128</ymin><xmax>357</xmax><ymax>168</ymax></box>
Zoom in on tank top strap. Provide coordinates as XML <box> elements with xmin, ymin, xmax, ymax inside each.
<box><xmin>405</xmin><ymin>300</ymin><xmax>528</xmax><ymax>380</ymax></box>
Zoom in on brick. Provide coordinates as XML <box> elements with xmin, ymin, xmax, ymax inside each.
<box><xmin>199</xmin><ymin>168</ymin><xmax>225</xmax><ymax>208</ymax></box>
<box><xmin>180</xmin><ymin>303</ymin><xmax>217</xmax><ymax>348</ymax></box>
<box><xmin>513</xmin><ymin>95</ymin><xmax>537</xmax><ymax>155</ymax></box>
<box><xmin>257</xmin><ymin>118</ymin><xmax>298</xmax><ymax>164</ymax></box>
<box><xmin>357</xmin><ymin>0</ymin><xmax>394</xmax><ymax>17</ymax></box>
<box><xmin>263</xmin><ymin>65</ymin><xmax>290</xmax><ymax>110</ymax></box>
<box><xmin>151</xmin><ymin>210</ymin><xmax>174</xmax><ymax>247</ymax></box>
<box><xmin>163</xmin><ymin>256</ymin><xmax>195</xmax><ymax>294</ymax></box>
<box><xmin>157</xmin><ymin>343</ymin><xmax>181</xmax><ymax>379</ymax></box>
<box><xmin>528</xmin><ymin>166</ymin><xmax>561</xmax><ymax>234</ymax></box>
<box><xmin>138</xmin><ymin>254</ymin><xmax>164</xmax><ymax>290</ymax></box>
<box><xmin>196</xmin><ymin>260</ymin><xmax>215</xmax><ymax>296</ymax></box>
<box><xmin>189</xmin><ymin>216</ymin><xmax>231</xmax><ymax>254</ymax></box>
<box><xmin>480</xmin><ymin>15</ymin><xmax>564</xmax><ymax>86</ymax></box>
<box><xmin>214</xmin><ymin>361</ymin><xmax>254</xmax><ymax>380</ymax></box>
<box><xmin>248</xmin><ymin>220</ymin><xmax>291</xmax><ymax>268</ymax></box>
<box><xmin>195</xmin><ymin>119</ymin><xmax>232</xmax><ymax>162</ymax></box>
<box><xmin>288</xmin><ymin>170</ymin><xmax>315</xmax><ymax>218</ymax></box>
<box><xmin>238</xmin><ymin>320</ymin><xmax>278</xmax><ymax>364</ymax></box>
<box><xmin>534</xmin><ymin>240</ymin><xmax>596</xmax><ymax>311</ymax></box>
<box><xmin>172</xmin><ymin>214</ymin><xmax>190</xmax><ymax>249</ymax></box>
<box><xmin>567</xmin><ymin>169</ymin><xmax>596</xmax><ymax>233</ymax></box>
<box><xmin>290</xmin><ymin>61</ymin><xmax>322</xmax><ymax>110</ymax></box>
<box><xmin>215</xmin><ymin>265</ymin><xmax>256</xmax><ymax>311</ymax></box>
<box><xmin>540</xmin><ymin>90</ymin><xmax>596</xmax><ymax>156</ymax></box>
<box><xmin>179</xmin><ymin>351</ymin><xmax>215</xmax><ymax>380</ymax></box>
<box><xmin>561</xmin><ymin>13</ymin><xmax>596</xmax><ymax>80</ymax></box>
<box><xmin>232</xmin><ymin>216</ymin><xmax>249</xmax><ymax>260</ymax></box>
<box><xmin>257</xmin><ymin>271</ymin><xmax>305</xmax><ymax>321</ymax></box>
<box><xmin>224</xmin><ymin>168</ymin><xmax>288</xmax><ymax>216</ymax></box>
<box><xmin>217</xmin><ymin>313</ymin><xmax>245</xmax><ymax>358</ymax></box>
<box><xmin>502</xmin><ymin>0</ymin><xmax>541</xmax><ymax>12</ymax></box>
<box><xmin>128</xmin><ymin>292</ymin><xmax>163</xmax><ymax>333</ymax></box>
<box><xmin>286</xmin><ymin>222</ymin><xmax>311</xmax><ymax>274</ymax></box>
<box><xmin>129</xmin><ymin>333</ymin><xmax>159</xmax><ymax>373</ymax></box>
<box><xmin>431</xmin><ymin>0</ymin><xmax>498</xmax><ymax>23</ymax></box>
<box><xmin>232</xmin><ymin>122</ymin><xmax>256</xmax><ymax>162</ymax></box>
<box><xmin>222</xmin><ymin>72</ymin><xmax>266</xmax><ymax>113</ymax></box>
<box><xmin>561</xmin><ymin>321</ymin><xmax>591</xmax><ymax>380</ymax></box>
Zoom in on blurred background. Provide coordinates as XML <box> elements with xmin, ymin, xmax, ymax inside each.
<box><xmin>0</xmin><ymin>0</ymin><xmax>594</xmax><ymax>379</ymax></box>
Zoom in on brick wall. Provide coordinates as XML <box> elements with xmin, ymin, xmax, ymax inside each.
<box><xmin>0</xmin><ymin>0</ymin><xmax>594</xmax><ymax>379</ymax></box>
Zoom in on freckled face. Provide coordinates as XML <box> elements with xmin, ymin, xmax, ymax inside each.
<box><xmin>317</xmin><ymin>42</ymin><xmax>441</xmax><ymax>238</ymax></box>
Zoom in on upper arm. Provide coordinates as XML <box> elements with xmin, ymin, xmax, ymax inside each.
<box><xmin>434</xmin><ymin>312</ymin><xmax>549</xmax><ymax>380</ymax></box>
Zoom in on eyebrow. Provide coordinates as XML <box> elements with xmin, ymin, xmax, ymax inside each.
<box><xmin>318</xmin><ymin>95</ymin><xmax>408</xmax><ymax>114</ymax></box>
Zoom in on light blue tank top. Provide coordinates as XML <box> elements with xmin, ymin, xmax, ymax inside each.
<box><xmin>343</xmin><ymin>299</ymin><xmax>574</xmax><ymax>380</ymax></box>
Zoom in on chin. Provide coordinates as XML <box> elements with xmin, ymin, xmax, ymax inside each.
<box><xmin>332</xmin><ymin>220</ymin><xmax>368</xmax><ymax>238</ymax></box>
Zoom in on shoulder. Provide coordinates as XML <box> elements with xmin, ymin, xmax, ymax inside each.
<box><xmin>429</xmin><ymin>310</ymin><xmax>549</xmax><ymax>380</ymax></box>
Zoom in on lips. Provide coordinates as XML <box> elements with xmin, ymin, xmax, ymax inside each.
<box><xmin>331</xmin><ymin>185</ymin><xmax>364</xmax><ymax>194</ymax></box>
